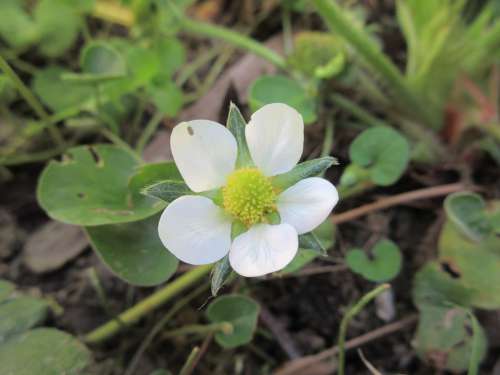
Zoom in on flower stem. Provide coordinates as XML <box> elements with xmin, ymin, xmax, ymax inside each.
<box><xmin>84</xmin><ymin>265</ymin><xmax>212</xmax><ymax>344</ymax></box>
<box><xmin>179</xmin><ymin>347</ymin><xmax>200</xmax><ymax>375</ymax></box>
<box><xmin>0</xmin><ymin>54</ymin><xmax>64</xmax><ymax>147</ymax></box>
<box><xmin>337</xmin><ymin>284</ymin><xmax>390</xmax><ymax>375</ymax></box>
<box><xmin>163</xmin><ymin>322</ymin><xmax>233</xmax><ymax>339</ymax></box>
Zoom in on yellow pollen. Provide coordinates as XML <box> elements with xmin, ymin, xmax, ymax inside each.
<box><xmin>222</xmin><ymin>168</ymin><xmax>277</xmax><ymax>226</ymax></box>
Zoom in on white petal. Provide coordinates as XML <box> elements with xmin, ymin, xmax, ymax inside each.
<box><xmin>171</xmin><ymin>120</ymin><xmax>237</xmax><ymax>192</ymax></box>
<box><xmin>158</xmin><ymin>195</ymin><xmax>232</xmax><ymax>265</ymax></box>
<box><xmin>229</xmin><ymin>223</ymin><xmax>298</xmax><ymax>277</ymax></box>
<box><xmin>245</xmin><ymin>103</ymin><xmax>304</xmax><ymax>176</ymax></box>
<box><xmin>277</xmin><ymin>177</ymin><xmax>339</xmax><ymax>234</ymax></box>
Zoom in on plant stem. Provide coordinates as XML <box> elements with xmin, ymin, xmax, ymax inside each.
<box><xmin>179</xmin><ymin>347</ymin><xmax>200</xmax><ymax>375</ymax></box>
<box><xmin>312</xmin><ymin>0</ymin><xmax>438</xmax><ymax>129</ymax></box>
<box><xmin>0</xmin><ymin>146</ymin><xmax>69</xmax><ymax>166</ymax></box>
<box><xmin>332</xmin><ymin>182</ymin><xmax>467</xmax><ymax>225</ymax></box>
<box><xmin>163</xmin><ymin>322</ymin><xmax>233</xmax><ymax>339</ymax></box>
<box><xmin>330</xmin><ymin>94</ymin><xmax>386</xmax><ymax>128</ymax></box>
<box><xmin>136</xmin><ymin>112</ymin><xmax>164</xmax><ymax>154</ymax></box>
<box><xmin>0</xmin><ymin>54</ymin><xmax>64</xmax><ymax>146</ymax></box>
<box><xmin>176</xmin><ymin>14</ymin><xmax>286</xmax><ymax>69</ymax></box>
<box><xmin>466</xmin><ymin>310</ymin><xmax>482</xmax><ymax>375</ymax></box>
<box><xmin>337</xmin><ymin>284</ymin><xmax>390</xmax><ymax>375</ymax></box>
<box><xmin>84</xmin><ymin>265</ymin><xmax>212</xmax><ymax>344</ymax></box>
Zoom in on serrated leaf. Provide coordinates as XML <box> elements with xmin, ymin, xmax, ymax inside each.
<box><xmin>37</xmin><ymin>145</ymin><xmax>167</xmax><ymax>226</ymax></box>
<box><xmin>0</xmin><ymin>328</ymin><xmax>91</xmax><ymax>375</ymax></box>
<box><xmin>211</xmin><ymin>256</ymin><xmax>233</xmax><ymax>296</ymax></box>
<box><xmin>86</xmin><ymin>214</ymin><xmax>178</xmax><ymax>286</ymax></box>
<box><xmin>349</xmin><ymin>127</ymin><xmax>409</xmax><ymax>186</ymax></box>
<box><xmin>226</xmin><ymin>103</ymin><xmax>252</xmax><ymax>168</ymax></box>
<box><xmin>346</xmin><ymin>239</ymin><xmax>402</xmax><ymax>282</ymax></box>
<box><xmin>248</xmin><ymin>75</ymin><xmax>317</xmax><ymax>124</ymax></box>
<box><xmin>444</xmin><ymin>192</ymin><xmax>491</xmax><ymax>242</ymax></box>
<box><xmin>272</xmin><ymin>157</ymin><xmax>337</xmax><ymax>190</ymax></box>
<box><xmin>206</xmin><ymin>295</ymin><xmax>260</xmax><ymax>349</ymax></box>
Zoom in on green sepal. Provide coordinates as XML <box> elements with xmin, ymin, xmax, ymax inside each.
<box><xmin>227</xmin><ymin>103</ymin><xmax>253</xmax><ymax>168</ymax></box>
<box><xmin>271</xmin><ymin>156</ymin><xmax>337</xmax><ymax>190</ymax></box>
<box><xmin>298</xmin><ymin>232</ymin><xmax>326</xmax><ymax>255</ymax></box>
<box><xmin>211</xmin><ymin>256</ymin><xmax>234</xmax><ymax>296</ymax></box>
<box><xmin>141</xmin><ymin>180</ymin><xmax>192</xmax><ymax>203</ymax></box>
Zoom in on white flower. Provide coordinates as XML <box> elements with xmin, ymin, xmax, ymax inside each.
<box><xmin>158</xmin><ymin>103</ymin><xmax>339</xmax><ymax>277</ymax></box>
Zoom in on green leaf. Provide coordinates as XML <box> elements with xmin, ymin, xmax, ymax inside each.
<box><xmin>0</xmin><ymin>328</ymin><xmax>91</xmax><ymax>375</ymax></box>
<box><xmin>141</xmin><ymin>180</ymin><xmax>191</xmax><ymax>203</ymax></box>
<box><xmin>281</xmin><ymin>219</ymin><xmax>335</xmax><ymax>274</ymax></box>
<box><xmin>32</xmin><ymin>66</ymin><xmax>94</xmax><ymax>112</ymax></box>
<box><xmin>346</xmin><ymin>239</ymin><xmax>402</xmax><ymax>282</ymax></box>
<box><xmin>248</xmin><ymin>75</ymin><xmax>317</xmax><ymax>124</ymax></box>
<box><xmin>298</xmin><ymin>232</ymin><xmax>326</xmax><ymax>255</ymax></box>
<box><xmin>35</xmin><ymin>0</ymin><xmax>83</xmax><ymax>58</ymax></box>
<box><xmin>154</xmin><ymin>38</ymin><xmax>186</xmax><ymax>75</ymax></box>
<box><xmin>0</xmin><ymin>280</ymin><xmax>14</xmax><ymax>303</ymax></box>
<box><xmin>86</xmin><ymin>214</ymin><xmax>178</xmax><ymax>286</ymax></box>
<box><xmin>349</xmin><ymin>127</ymin><xmax>410</xmax><ymax>186</ymax></box>
<box><xmin>0</xmin><ymin>0</ymin><xmax>38</xmax><ymax>48</ymax></box>
<box><xmin>444</xmin><ymin>192</ymin><xmax>492</xmax><ymax>242</ymax></box>
<box><xmin>206</xmin><ymin>295</ymin><xmax>260</xmax><ymax>349</ymax></box>
<box><xmin>126</xmin><ymin>45</ymin><xmax>160</xmax><ymax>85</ymax></box>
<box><xmin>272</xmin><ymin>157</ymin><xmax>337</xmax><ymax>190</ymax></box>
<box><xmin>129</xmin><ymin>162</ymin><xmax>183</xmax><ymax>197</ymax></box>
<box><xmin>413</xmin><ymin>305</ymin><xmax>487</xmax><ymax>372</ymax></box>
<box><xmin>37</xmin><ymin>145</ymin><xmax>166</xmax><ymax>226</ymax></box>
<box><xmin>211</xmin><ymin>256</ymin><xmax>233</xmax><ymax>296</ymax></box>
<box><xmin>0</xmin><ymin>297</ymin><xmax>49</xmax><ymax>343</ymax></box>
<box><xmin>147</xmin><ymin>79</ymin><xmax>184</xmax><ymax>116</ymax></box>
<box><xmin>226</xmin><ymin>103</ymin><xmax>252</xmax><ymax>168</ymax></box>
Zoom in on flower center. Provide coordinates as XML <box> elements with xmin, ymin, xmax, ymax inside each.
<box><xmin>223</xmin><ymin>168</ymin><xmax>277</xmax><ymax>226</ymax></box>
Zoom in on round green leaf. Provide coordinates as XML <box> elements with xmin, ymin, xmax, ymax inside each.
<box><xmin>81</xmin><ymin>41</ymin><xmax>127</xmax><ymax>78</ymax></box>
<box><xmin>37</xmin><ymin>145</ymin><xmax>167</xmax><ymax>226</ymax></box>
<box><xmin>444</xmin><ymin>192</ymin><xmax>492</xmax><ymax>242</ymax></box>
<box><xmin>206</xmin><ymin>295</ymin><xmax>260</xmax><ymax>349</ymax></box>
<box><xmin>86</xmin><ymin>214</ymin><xmax>178</xmax><ymax>286</ymax></box>
<box><xmin>0</xmin><ymin>297</ymin><xmax>49</xmax><ymax>343</ymax></box>
<box><xmin>349</xmin><ymin>127</ymin><xmax>410</xmax><ymax>186</ymax></box>
<box><xmin>248</xmin><ymin>75</ymin><xmax>317</xmax><ymax>124</ymax></box>
<box><xmin>0</xmin><ymin>328</ymin><xmax>91</xmax><ymax>375</ymax></box>
<box><xmin>414</xmin><ymin>305</ymin><xmax>487</xmax><ymax>372</ymax></box>
<box><xmin>346</xmin><ymin>239</ymin><xmax>402</xmax><ymax>282</ymax></box>
<box><xmin>32</xmin><ymin>66</ymin><xmax>94</xmax><ymax>112</ymax></box>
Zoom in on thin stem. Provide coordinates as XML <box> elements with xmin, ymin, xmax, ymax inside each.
<box><xmin>332</xmin><ymin>182</ymin><xmax>467</xmax><ymax>225</ymax></box>
<box><xmin>162</xmin><ymin>322</ymin><xmax>233</xmax><ymax>339</ymax></box>
<box><xmin>136</xmin><ymin>112</ymin><xmax>164</xmax><ymax>154</ymax></box>
<box><xmin>0</xmin><ymin>54</ymin><xmax>64</xmax><ymax>146</ymax></box>
<box><xmin>124</xmin><ymin>284</ymin><xmax>209</xmax><ymax>375</ymax></box>
<box><xmin>176</xmin><ymin>47</ymin><xmax>220</xmax><ymax>87</ymax></box>
<box><xmin>176</xmin><ymin>13</ymin><xmax>286</xmax><ymax>69</ymax></box>
<box><xmin>282</xmin><ymin>7</ymin><xmax>293</xmax><ymax>55</ymax></box>
<box><xmin>320</xmin><ymin>118</ymin><xmax>335</xmax><ymax>158</ymax></box>
<box><xmin>100</xmin><ymin>128</ymin><xmax>141</xmax><ymax>162</ymax></box>
<box><xmin>337</xmin><ymin>284</ymin><xmax>390</xmax><ymax>375</ymax></box>
<box><xmin>179</xmin><ymin>347</ymin><xmax>200</xmax><ymax>375</ymax></box>
<box><xmin>84</xmin><ymin>265</ymin><xmax>212</xmax><ymax>344</ymax></box>
<box><xmin>330</xmin><ymin>94</ymin><xmax>386</xmax><ymax>128</ymax></box>
<box><xmin>0</xmin><ymin>146</ymin><xmax>69</xmax><ymax>166</ymax></box>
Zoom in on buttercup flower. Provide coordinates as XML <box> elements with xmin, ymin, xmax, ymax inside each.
<box><xmin>158</xmin><ymin>103</ymin><xmax>339</xmax><ymax>277</ymax></box>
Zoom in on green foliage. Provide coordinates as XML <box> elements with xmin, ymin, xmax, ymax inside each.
<box><xmin>347</xmin><ymin>127</ymin><xmax>410</xmax><ymax>186</ymax></box>
<box><xmin>86</xmin><ymin>214</ymin><xmax>179</xmax><ymax>286</ymax></box>
<box><xmin>0</xmin><ymin>280</ymin><xmax>91</xmax><ymax>374</ymax></box>
<box><xmin>444</xmin><ymin>192</ymin><xmax>493</xmax><ymax>242</ymax></box>
<box><xmin>226</xmin><ymin>103</ymin><xmax>253</xmax><ymax>168</ymax></box>
<box><xmin>0</xmin><ymin>328</ymin><xmax>91</xmax><ymax>375</ymax></box>
<box><xmin>248</xmin><ymin>75</ymin><xmax>317</xmax><ymax>124</ymax></box>
<box><xmin>346</xmin><ymin>239</ymin><xmax>402</xmax><ymax>282</ymax></box>
<box><xmin>271</xmin><ymin>156</ymin><xmax>337</xmax><ymax>190</ymax></box>
<box><xmin>206</xmin><ymin>295</ymin><xmax>260</xmax><ymax>349</ymax></box>
<box><xmin>210</xmin><ymin>256</ymin><xmax>232</xmax><ymax>296</ymax></box>
<box><xmin>37</xmin><ymin>145</ymin><xmax>178</xmax><ymax>226</ymax></box>
<box><xmin>413</xmin><ymin>305</ymin><xmax>487</xmax><ymax>372</ymax></box>
<box><xmin>287</xmin><ymin>31</ymin><xmax>346</xmax><ymax>79</ymax></box>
